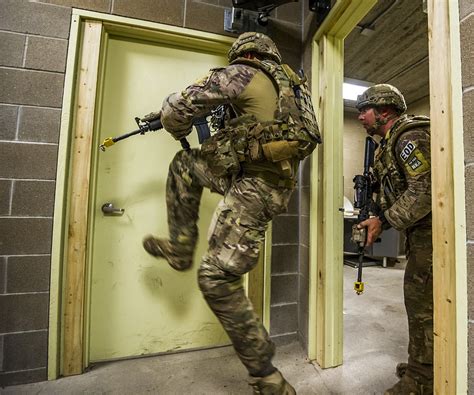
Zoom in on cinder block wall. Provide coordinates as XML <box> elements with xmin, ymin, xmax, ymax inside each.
<box><xmin>460</xmin><ymin>0</ymin><xmax>474</xmax><ymax>390</ymax></box>
<box><xmin>0</xmin><ymin>0</ymin><xmax>71</xmax><ymax>387</ymax></box>
<box><xmin>0</xmin><ymin>0</ymin><xmax>308</xmax><ymax>386</ymax></box>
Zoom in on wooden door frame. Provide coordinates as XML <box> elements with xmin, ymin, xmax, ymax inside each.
<box><xmin>427</xmin><ymin>1</ymin><xmax>467</xmax><ymax>393</ymax></box>
<box><xmin>308</xmin><ymin>0</ymin><xmax>468</xmax><ymax>392</ymax></box>
<box><xmin>308</xmin><ymin>0</ymin><xmax>377</xmax><ymax>368</ymax></box>
<box><xmin>48</xmin><ymin>10</ymin><xmax>249</xmax><ymax>380</ymax></box>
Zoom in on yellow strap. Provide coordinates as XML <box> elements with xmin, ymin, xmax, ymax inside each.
<box><xmin>281</xmin><ymin>64</ymin><xmax>301</xmax><ymax>85</ymax></box>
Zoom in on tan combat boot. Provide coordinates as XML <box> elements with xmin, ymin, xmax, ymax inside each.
<box><xmin>384</xmin><ymin>374</ymin><xmax>433</xmax><ymax>395</ymax></box>
<box><xmin>249</xmin><ymin>370</ymin><xmax>296</xmax><ymax>395</ymax></box>
<box><xmin>142</xmin><ymin>236</ymin><xmax>193</xmax><ymax>271</ymax></box>
<box><xmin>396</xmin><ymin>362</ymin><xmax>408</xmax><ymax>378</ymax></box>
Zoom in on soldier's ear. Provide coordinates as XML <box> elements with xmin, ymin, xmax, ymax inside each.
<box><xmin>377</xmin><ymin>106</ymin><xmax>395</xmax><ymax>118</ymax></box>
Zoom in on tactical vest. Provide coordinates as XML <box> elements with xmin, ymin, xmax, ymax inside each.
<box><xmin>201</xmin><ymin>58</ymin><xmax>321</xmax><ymax>180</ymax></box>
<box><xmin>374</xmin><ymin>115</ymin><xmax>430</xmax><ymax>211</ymax></box>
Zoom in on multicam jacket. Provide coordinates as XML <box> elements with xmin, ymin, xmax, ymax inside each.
<box><xmin>160</xmin><ymin>63</ymin><xmax>279</xmax><ymax>139</ymax></box>
<box><xmin>160</xmin><ymin>59</ymin><xmax>320</xmax><ymax>181</ymax></box>
<box><xmin>373</xmin><ymin>115</ymin><xmax>432</xmax><ymax>231</ymax></box>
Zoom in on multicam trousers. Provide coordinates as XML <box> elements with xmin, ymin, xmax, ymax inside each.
<box><xmin>166</xmin><ymin>149</ymin><xmax>294</xmax><ymax>376</ymax></box>
<box><xmin>404</xmin><ymin>224</ymin><xmax>433</xmax><ymax>384</ymax></box>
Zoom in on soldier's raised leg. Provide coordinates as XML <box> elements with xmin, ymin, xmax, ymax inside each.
<box><xmin>143</xmin><ymin>149</ymin><xmax>229</xmax><ymax>270</ymax></box>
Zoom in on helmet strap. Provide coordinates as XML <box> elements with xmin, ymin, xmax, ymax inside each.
<box><xmin>373</xmin><ymin>107</ymin><xmax>397</xmax><ymax>129</ymax></box>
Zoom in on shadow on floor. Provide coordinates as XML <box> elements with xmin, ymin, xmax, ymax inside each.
<box><xmin>2</xmin><ymin>265</ymin><xmax>407</xmax><ymax>394</ymax></box>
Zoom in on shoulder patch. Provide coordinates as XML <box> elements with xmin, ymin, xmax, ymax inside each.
<box><xmin>408</xmin><ymin>156</ymin><xmax>422</xmax><ymax>171</ymax></box>
<box><xmin>400</xmin><ymin>141</ymin><xmax>416</xmax><ymax>162</ymax></box>
<box><xmin>404</xmin><ymin>149</ymin><xmax>430</xmax><ymax>176</ymax></box>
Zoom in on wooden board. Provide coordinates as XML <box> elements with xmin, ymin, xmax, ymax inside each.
<box><xmin>63</xmin><ymin>20</ymin><xmax>103</xmax><ymax>376</ymax></box>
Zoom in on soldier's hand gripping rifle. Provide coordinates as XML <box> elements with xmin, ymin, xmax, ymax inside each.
<box><xmin>99</xmin><ymin>112</ymin><xmax>211</xmax><ymax>152</ymax></box>
<box><xmin>351</xmin><ymin>136</ymin><xmax>379</xmax><ymax>295</ymax></box>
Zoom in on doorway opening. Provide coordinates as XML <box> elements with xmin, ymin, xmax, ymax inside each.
<box><xmin>309</xmin><ymin>0</ymin><xmax>465</xmax><ymax>393</ymax></box>
<box><xmin>340</xmin><ymin>1</ymin><xmax>450</xmax><ymax>393</ymax></box>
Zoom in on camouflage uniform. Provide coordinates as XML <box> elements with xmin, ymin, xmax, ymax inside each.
<box><xmin>356</xmin><ymin>84</ymin><xmax>433</xmax><ymax>393</ymax></box>
<box><xmin>144</xmin><ymin>33</ymin><xmax>319</xmax><ymax>394</ymax></box>
<box><xmin>162</xmin><ymin>148</ymin><xmax>293</xmax><ymax>374</ymax></box>
<box><xmin>373</xmin><ymin>116</ymin><xmax>433</xmax><ymax>394</ymax></box>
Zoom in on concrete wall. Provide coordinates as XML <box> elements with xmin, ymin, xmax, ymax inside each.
<box><xmin>459</xmin><ymin>0</ymin><xmax>474</xmax><ymax>390</ymax></box>
<box><xmin>296</xmin><ymin>157</ymin><xmax>311</xmax><ymax>349</ymax></box>
<box><xmin>343</xmin><ymin>112</ymin><xmax>366</xmax><ymax>201</ymax></box>
<box><xmin>408</xmin><ymin>95</ymin><xmax>430</xmax><ymax>116</ymax></box>
<box><xmin>0</xmin><ymin>0</ymin><xmax>307</xmax><ymax>386</ymax></box>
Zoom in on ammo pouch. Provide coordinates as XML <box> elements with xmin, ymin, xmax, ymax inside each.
<box><xmin>200</xmin><ymin>115</ymin><xmax>257</xmax><ymax>178</ymax></box>
<box><xmin>261</xmin><ymin>140</ymin><xmax>298</xmax><ymax>178</ymax></box>
<box><xmin>201</xmin><ymin>130</ymin><xmax>240</xmax><ymax>178</ymax></box>
<box><xmin>262</xmin><ymin>140</ymin><xmax>299</xmax><ymax>162</ymax></box>
<box><xmin>201</xmin><ymin>114</ymin><xmax>312</xmax><ymax>178</ymax></box>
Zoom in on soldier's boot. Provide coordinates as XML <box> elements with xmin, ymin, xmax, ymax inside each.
<box><xmin>248</xmin><ymin>370</ymin><xmax>296</xmax><ymax>395</ymax></box>
<box><xmin>142</xmin><ymin>235</ymin><xmax>193</xmax><ymax>271</ymax></box>
<box><xmin>396</xmin><ymin>362</ymin><xmax>408</xmax><ymax>378</ymax></box>
<box><xmin>384</xmin><ymin>374</ymin><xmax>433</xmax><ymax>395</ymax></box>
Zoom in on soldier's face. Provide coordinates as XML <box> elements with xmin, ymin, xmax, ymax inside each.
<box><xmin>358</xmin><ymin>107</ymin><xmax>380</xmax><ymax>136</ymax></box>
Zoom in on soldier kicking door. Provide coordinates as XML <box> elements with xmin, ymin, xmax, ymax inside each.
<box><xmin>88</xmin><ymin>34</ymin><xmax>233</xmax><ymax>362</ymax></box>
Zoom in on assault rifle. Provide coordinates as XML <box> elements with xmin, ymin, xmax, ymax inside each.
<box><xmin>351</xmin><ymin>136</ymin><xmax>379</xmax><ymax>295</ymax></box>
<box><xmin>99</xmin><ymin>113</ymin><xmax>211</xmax><ymax>152</ymax></box>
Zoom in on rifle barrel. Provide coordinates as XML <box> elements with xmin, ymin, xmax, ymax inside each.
<box><xmin>113</xmin><ymin>127</ymin><xmax>143</xmax><ymax>143</ymax></box>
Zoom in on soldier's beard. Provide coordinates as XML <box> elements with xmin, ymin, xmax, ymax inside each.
<box><xmin>366</xmin><ymin>124</ymin><xmax>378</xmax><ymax>136</ymax></box>
<box><xmin>366</xmin><ymin>120</ymin><xmax>382</xmax><ymax>136</ymax></box>
<box><xmin>366</xmin><ymin>113</ymin><xmax>389</xmax><ymax>136</ymax></box>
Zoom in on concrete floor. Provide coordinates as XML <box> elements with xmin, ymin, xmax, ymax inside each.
<box><xmin>2</xmin><ymin>263</ymin><xmax>408</xmax><ymax>395</ymax></box>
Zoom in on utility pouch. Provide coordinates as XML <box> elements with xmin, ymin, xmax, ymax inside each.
<box><xmin>351</xmin><ymin>224</ymin><xmax>366</xmax><ymax>248</ymax></box>
<box><xmin>201</xmin><ymin>131</ymin><xmax>240</xmax><ymax>178</ymax></box>
<box><xmin>262</xmin><ymin>140</ymin><xmax>299</xmax><ymax>162</ymax></box>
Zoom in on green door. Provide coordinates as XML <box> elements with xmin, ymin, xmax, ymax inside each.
<box><xmin>88</xmin><ymin>36</ymin><xmax>230</xmax><ymax>362</ymax></box>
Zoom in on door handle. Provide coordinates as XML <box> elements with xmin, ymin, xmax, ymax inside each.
<box><xmin>101</xmin><ymin>202</ymin><xmax>125</xmax><ymax>216</ymax></box>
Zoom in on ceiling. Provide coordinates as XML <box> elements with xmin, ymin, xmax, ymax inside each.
<box><xmin>343</xmin><ymin>0</ymin><xmax>429</xmax><ymax>107</ymax></box>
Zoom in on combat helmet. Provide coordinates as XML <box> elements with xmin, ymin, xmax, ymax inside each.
<box><xmin>228</xmin><ymin>32</ymin><xmax>282</xmax><ymax>64</ymax></box>
<box><xmin>356</xmin><ymin>83</ymin><xmax>407</xmax><ymax>114</ymax></box>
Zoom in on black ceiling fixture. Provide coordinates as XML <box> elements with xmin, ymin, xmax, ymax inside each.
<box><xmin>309</xmin><ymin>0</ymin><xmax>332</xmax><ymax>23</ymax></box>
<box><xmin>232</xmin><ymin>0</ymin><xmax>298</xmax><ymax>13</ymax></box>
<box><xmin>224</xmin><ymin>0</ymin><xmax>333</xmax><ymax>33</ymax></box>
<box><xmin>231</xmin><ymin>0</ymin><xmax>299</xmax><ymax>26</ymax></box>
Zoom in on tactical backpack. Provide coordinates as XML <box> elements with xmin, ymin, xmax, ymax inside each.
<box><xmin>201</xmin><ymin>58</ymin><xmax>321</xmax><ymax>178</ymax></box>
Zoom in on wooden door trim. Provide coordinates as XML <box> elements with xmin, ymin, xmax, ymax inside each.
<box><xmin>49</xmin><ymin>10</ymin><xmax>236</xmax><ymax>379</ymax></box>
<box><xmin>308</xmin><ymin>0</ymin><xmax>468</xmax><ymax>391</ymax></box>
<box><xmin>428</xmin><ymin>0</ymin><xmax>467</xmax><ymax>392</ymax></box>
<box><xmin>308</xmin><ymin>0</ymin><xmax>377</xmax><ymax>368</ymax></box>
<box><xmin>63</xmin><ymin>18</ymin><xmax>103</xmax><ymax>377</ymax></box>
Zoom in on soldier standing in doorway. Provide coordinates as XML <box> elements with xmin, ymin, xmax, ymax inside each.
<box><xmin>356</xmin><ymin>84</ymin><xmax>433</xmax><ymax>395</ymax></box>
<box><xmin>142</xmin><ymin>32</ymin><xmax>321</xmax><ymax>394</ymax></box>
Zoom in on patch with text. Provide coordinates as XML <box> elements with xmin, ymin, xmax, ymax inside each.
<box><xmin>404</xmin><ymin>150</ymin><xmax>430</xmax><ymax>176</ymax></box>
<box><xmin>400</xmin><ymin>141</ymin><xmax>416</xmax><ymax>162</ymax></box>
<box><xmin>408</xmin><ymin>156</ymin><xmax>422</xmax><ymax>171</ymax></box>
